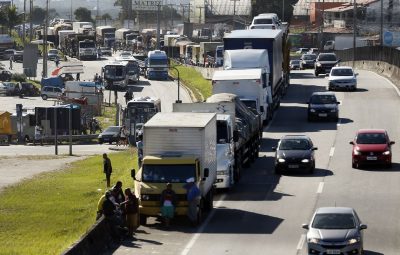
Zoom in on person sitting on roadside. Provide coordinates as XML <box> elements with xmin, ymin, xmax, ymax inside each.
<box><xmin>96</xmin><ymin>191</ymin><xmax>107</xmax><ymax>220</ymax></box>
<box><xmin>102</xmin><ymin>190</ymin><xmax>123</xmax><ymax>241</ymax></box>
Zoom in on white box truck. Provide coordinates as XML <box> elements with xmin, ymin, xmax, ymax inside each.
<box><xmin>133</xmin><ymin>112</ymin><xmax>217</xmax><ymax>224</ymax></box>
<box><xmin>212</xmin><ymin>68</ymin><xmax>270</xmax><ymax>125</ymax></box>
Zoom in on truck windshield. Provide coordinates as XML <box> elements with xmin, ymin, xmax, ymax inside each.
<box><xmin>149</xmin><ymin>59</ymin><xmax>167</xmax><ymax>66</ymax></box>
<box><xmin>241</xmin><ymin>100</ymin><xmax>257</xmax><ymax>111</ymax></box>
<box><xmin>104</xmin><ymin>66</ymin><xmax>125</xmax><ymax>79</ymax></box>
<box><xmin>79</xmin><ymin>42</ymin><xmax>95</xmax><ymax>48</ymax></box>
<box><xmin>254</xmin><ymin>18</ymin><xmax>273</xmax><ymax>24</ymax></box>
<box><xmin>142</xmin><ymin>164</ymin><xmax>196</xmax><ymax>183</ymax></box>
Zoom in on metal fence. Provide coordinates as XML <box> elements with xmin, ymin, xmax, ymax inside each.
<box><xmin>335</xmin><ymin>46</ymin><xmax>400</xmax><ymax>67</ymax></box>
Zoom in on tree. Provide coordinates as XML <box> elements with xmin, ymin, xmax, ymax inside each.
<box><xmin>29</xmin><ymin>6</ymin><xmax>46</xmax><ymax>24</ymax></box>
<box><xmin>252</xmin><ymin>0</ymin><xmax>298</xmax><ymax>22</ymax></box>
<box><xmin>48</xmin><ymin>8</ymin><xmax>59</xmax><ymax>21</ymax></box>
<box><xmin>74</xmin><ymin>7</ymin><xmax>93</xmax><ymax>22</ymax></box>
<box><xmin>2</xmin><ymin>5</ymin><xmax>23</xmax><ymax>35</ymax></box>
<box><xmin>101</xmin><ymin>13</ymin><xmax>112</xmax><ymax>24</ymax></box>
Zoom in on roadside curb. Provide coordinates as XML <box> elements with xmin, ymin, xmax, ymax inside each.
<box><xmin>108</xmin><ymin>146</ymin><xmax>130</xmax><ymax>151</ymax></box>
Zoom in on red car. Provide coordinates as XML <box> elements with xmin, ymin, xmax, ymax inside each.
<box><xmin>350</xmin><ymin>129</ymin><xmax>395</xmax><ymax>168</ymax></box>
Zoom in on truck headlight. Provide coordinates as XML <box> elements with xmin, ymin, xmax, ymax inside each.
<box><xmin>330</xmin><ymin>109</ymin><xmax>337</xmax><ymax>112</ymax></box>
<box><xmin>141</xmin><ymin>194</ymin><xmax>150</xmax><ymax>200</ymax></box>
<box><xmin>316</xmin><ymin>63</ymin><xmax>322</xmax><ymax>67</ymax></box>
<box><xmin>310</xmin><ymin>109</ymin><xmax>316</xmax><ymax>113</ymax></box>
<box><xmin>217</xmin><ymin>170</ymin><xmax>229</xmax><ymax>175</ymax></box>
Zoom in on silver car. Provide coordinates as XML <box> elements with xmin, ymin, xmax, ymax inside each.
<box><xmin>328</xmin><ymin>66</ymin><xmax>358</xmax><ymax>91</ymax></box>
<box><xmin>302</xmin><ymin>207</ymin><xmax>367</xmax><ymax>255</ymax></box>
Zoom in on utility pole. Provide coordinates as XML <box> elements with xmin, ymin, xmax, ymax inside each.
<box><xmin>282</xmin><ymin>0</ymin><xmax>285</xmax><ymax>22</ymax></box>
<box><xmin>29</xmin><ymin>0</ymin><xmax>33</xmax><ymax>41</ymax></box>
<box><xmin>43</xmin><ymin>0</ymin><xmax>49</xmax><ymax>78</ymax></box>
<box><xmin>70</xmin><ymin>0</ymin><xmax>73</xmax><ymax>21</ymax></box>
<box><xmin>231</xmin><ymin>0</ymin><xmax>240</xmax><ymax>29</ymax></box>
<box><xmin>23</xmin><ymin>0</ymin><xmax>26</xmax><ymax>45</ymax></box>
<box><xmin>353</xmin><ymin>0</ymin><xmax>356</xmax><ymax>66</ymax></box>
<box><xmin>156</xmin><ymin>3</ymin><xmax>161</xmax><ymax>49</ymax></box>
<box><xmin>167</xmin><ymin>4</ymin><xmax>174</xmax><ymax>29</ymax></box>
<box><xmin>197</xmin><ymin>6</ymin><xmax>204</xmax><ymax>24</ymax></box>
<box><xmin>380</xmin><ymin>0</ymin><xmax>383</xmax><ymax>47</ymax></box>
<box><xmin>188</xmin><ymin>3</ymin><xmax>191</xmax><ymax>23</ymax></box>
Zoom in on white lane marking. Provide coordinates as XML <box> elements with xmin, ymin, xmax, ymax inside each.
<box><xmin>317</xmin><ymin>182</ymin><xmax>324</xmax><ymax>194</ymax></box>
<box><xmin>372</xmin><ymin>70</ymin><xmax>400</xmax><ymax>97</ymax></box>
<box><xmin>180</xmin><ymin>193</ymin><xmax>227</xmax><ymax>255</ymax></box>
<box><xmin>329</xmin><ymin>147</ymin><xmax>335</xmax><ymax>157</ymax></box>
<box><xmin>297</xmin><ymin>234</ymin><xmax>306</xmax><ymax>250</ymax></box>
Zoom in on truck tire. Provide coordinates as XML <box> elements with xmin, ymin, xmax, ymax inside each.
<box><xmin>234</xmin><ymin>153</ymin><xmax>242</xmax><ymax>183</ymax></box>
<box><xmin>140</xmin><ymin>215</ymin><xmax>147</xmax><ymax>225</ymax></box>
<box><xmin>204</xmin><ymin>188</ymin><xmax>214</xmax><ymax>212</ymax></box>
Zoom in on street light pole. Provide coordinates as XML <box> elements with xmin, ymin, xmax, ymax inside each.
<box><xmin>353</xmin><ymin>0</ymin><xmax>356</xmax><ymax>66</ymax></box>
<box><xmin>380</xmin><ymin>0</ymin><xmax>383</xmax><ymax>46</ymax></box>
<box><xmin>169</xmin><ymin>66</ymin><xmax>181</xmax><ymax>103</ymax></box>
<box><xmin>282</xmin><ymin>0</ymin><xmax>285</xmax><ymax>22</ymax></box>
<box><xmin>42</xmin><ymin>0</ymin><xmax>49</xmax><ymax>78</ymax></box>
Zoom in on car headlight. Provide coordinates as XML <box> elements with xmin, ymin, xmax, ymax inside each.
<box><xmin>316</xmin><ymin>63</ymin><xmax>322</xmax><ymax>67</ymax></box>
<box><xmin>347</xmin><ymin>237</ymin><xmax>360</xmax><ymax>244</ymax></box>
<box><xmin>302</xmin><ymin>159</ymin><xmax>310</xmax><ymax>163</ymax></box>
<box><xmin>308</xmin><ymin>238</ymin><xmax>321</xmax><ymax>244</ymax></box>
<box><xmin>310</xmin><ymin>109</ymin><xmax>316</xmax><ymax>113</ymax></box>
<box><xmin>278</xmin><ymin>158</ymin><xmax>285</xmax><ymax>163</ymax></box>
<box><xmin>354</xmin><ymin>149</ymin><xmax>361</xmax><ymax>155</ymax></box>
<box><xmin>383</xmin><ymin>150</ymin><xmax>391</xmax><ymax>155</ymax></box>
<box><xmin>330</xmin><ymin>109</ymin><xmax>337</xmax><ymax>112</ymax></box>
<box><xmin>141</xmin><ymin>194</ymin><xmax>150</xmax><ymax>200</ymax></box>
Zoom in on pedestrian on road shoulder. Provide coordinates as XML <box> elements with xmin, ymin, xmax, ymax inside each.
<box><xmin>122</xmin><ymin>188</ymin><xmax>139</xmax><ymax>236</ymax></box>
<box><xmin>160</xmin><ymin>183</ymin><xmax>177</xmax><ymax>227</ymax></box>
<box><xmin>103</xmin><ymin>153</ymin><xmax>113</xmax><ymax>187</ymax></box>
<box><xmin>136</xmin><ymin>134</ymin><xmax>143</xmax><ymax>168</ymax></box>
<box><xmin>9</xmin><ymin>56</ymin><xmax>13</xmax><ymax>70</ymax></box>
<box><xmin>183</xmin><ymin>177</ymin><xmax>200</xmax><ymax>226</ymax></box>
<box><xmin>55</xmin><ymin>57</ymin><xmax>60</xmax><ymax>67</ymax></box>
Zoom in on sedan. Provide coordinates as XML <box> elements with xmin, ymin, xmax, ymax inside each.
<box><xmin>300</xmin><ymin>53</ymin><xmax>317</xmax><ymax>69</ymax></box>
<box><xmin>290</xmin><ymin>60</ymin><xmax>301</xmax><ymax>70</ymax></box>
<box><xmin>47</xmin><ymin>49</ymin><xmax>59</xmax><ymax>61</ymax></box>
<box><xmin>328</xmin><ymin>66</ymin><xmax>358</xmax><ymax>91</ymax></box>
<box><xmin>308</xmin><ymin>92</ymin><xmax>340</xmax><ymax>122</ymax></box>
<box><xmin>13</xmin><ymin>51</ymin><xmax>23</xmax><ymax>62</ymax></box>
<box><xmin>98</xmin><ymin>126</ymin><xmax>122</xmax><ymax>144</ymax></box>
<box><xmin>296</xmin><ymin>48</ymin><xmax>309</xmax><ymax>54</ymax></box>
<box><xmin>303</xmin><ymin>207</ymin><xmax>367</xmax><ymax>255</ymax></box>
<box><xmin>272</xmin><ymin>135</ymin><xmax>317</xmax><ymax>174</ymax></box>
<box><xmin>350</xmin><ymin>129</ymin><xmax>395</xmax><ymax>168</ymax></box>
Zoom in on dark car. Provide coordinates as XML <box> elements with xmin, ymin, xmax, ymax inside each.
<box><xmin>13</xmin><ymin>51</ymin><xmax>23</xmax><ymax>62</ymax></box>
<box><xmin>314</xmin><ymin>53</ymin><xmax>339</xmax><ymax>76</ymax></box>
<box><xmin>290</xmin><ymin>60</ymin><xmax>301</xmax><ymax>70</ymax></box>
<box><xmin>308</xmin><ymin>92</ymin><xmax>340</xmax><ymax>122</ymax></box>
<box><xmin>0</xmin><ymin>70</ymin><xmax>12</xmax><ymax>81</ymax></box>
<box><xmin>47</xmin><ymin>49</ymin><xmax>59</xmax><ymax>61</ymax></box>
<box><xmin>300</xmin><ymin>54</ymin><xmax>317</xmax><ymax>69</ymax></box>
<box><xmin>98</xmin><ymin>126</ymin><xmax>122</xmax><ymax>144</ymax></box>
<box><xmin>3</xmin><ymin>49</ymin><xmax>16</xmax><ymax>60</ymax></box>
<box><xmin>303</xmin><ymin>207</ymin><xmax>367</xmax><ymax>255</ymax></box>
<box><xmin>350</xmin><ymin>129</ymin><xmax>395</xmax><ymax>169</ymax></box>
<box><xmin>272</xmin><ymin>135</ymin><xmax>317</xmax><ymax>174</ymax></box>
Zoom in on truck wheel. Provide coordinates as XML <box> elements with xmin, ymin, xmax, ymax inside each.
<box><xmin>204</xmin><ymin>189</ymin><xmax>214</xmax><ymax>212</ymax></box>
<box><xmin>234</xmin><ymin>153</ymin><xmax>242</xmax><ymax>183</ymax></box>
<box><xmin>140</xmin><ymin>215</ymin><xmax>147</xmax><ymax>225</ymax></box>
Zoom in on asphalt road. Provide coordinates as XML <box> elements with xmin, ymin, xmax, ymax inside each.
<box><xmin>110</xmin><ymin>69</ymin><xmax>400</xmax><ymax>255</ymax></box>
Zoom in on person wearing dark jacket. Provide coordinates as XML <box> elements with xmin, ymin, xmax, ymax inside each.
<box><xmin>123</xmin><ymin>188</ymin><xmax>139</xmax><ymax>235</ymax></box>
<box><xmin>102</xmin><ymin>191</ymin><xmax>121</xmax><ymax>241</ymax></box>
<box><xmin>103</xmin><ymin>153</ymin><xmax>112</xmax><ymax>187</ymax></box>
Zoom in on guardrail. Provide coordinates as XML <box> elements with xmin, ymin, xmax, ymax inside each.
<box><xmin>335</xmin><ymin>46</ymin><xmax>400</xmax><ymax>67</ymax></box>
<box><xmin>41</xmin><ymin>134</ymin><xmax>99</xmax><ymax>142</ymax></box>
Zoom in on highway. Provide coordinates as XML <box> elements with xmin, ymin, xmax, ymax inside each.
<box><xmin>112</xmin><ymin>69</ymin><xmax>400</xmax><ymax>255</ymax></box>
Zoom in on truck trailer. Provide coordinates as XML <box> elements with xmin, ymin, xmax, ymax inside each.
<box><xmin>134</xmin><ymin>112</ymin><xmax>217</xmax><ymax>225</ymax></box>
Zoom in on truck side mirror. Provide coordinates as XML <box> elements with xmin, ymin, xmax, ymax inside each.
<box><xmin>233</xmin><ymin>130</ymin><xmax>239</xmax><ymax>142</ymax></box>
<box><xmin>260</xmin><ymin>106</ymin><xmax>264</xmax><ymax>113</ymax></box>
<box><xmin>204</xmin><ymin>168</ymin><xmax>209</xmax><ymax>178</ymax></box>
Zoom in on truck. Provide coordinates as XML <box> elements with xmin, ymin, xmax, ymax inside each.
<box><xmin>212</xmin><ymin>68</ymin><xmax>270</xmax><ymax>125</ymax></box>
<box><xmin>115</xmin><ymin>28</ymin><xmax>134</xmax><ymax>44</ymax></box>
<box><xmin>58</xmin><ymin>30</ymin><xmax>75</xmax><ymax>50</ymax></box>
<box><xmin>133</xmin><ymin>112</ymin><xmax>217</xmax><ymax>225</ymax></box>
<box><xmin>222</xmin><ymin>49</ymin><xmax>272</xmax><ymax>123</ymax></box>
<box><xmin>199</xmin><ymin>42</ymin><xmax>223</xmax><ymax>67</ymax></box>
<box><xmin>215</xmin><ymin>45</ymin><xmax>224</xmax><ymax>67</ymax></box>
<box><xmin>223</xmin><ymin>29</ymin><xmax>290</xmax><ymax>111</ymax></box>
<box><xmin>145</xmin><ymin>50</ymin><xmax>168</xmax><ymax>80</ymax></box>
<box><xmin>323</xmin><ymin>35</ymin><xmax>369</xmax><ymax>51</ymax></box>
<box><xmin>64</xmin><ymin>34</ymin><xmax>97</xmax><ymax>60</ymax></box>
<box><xmin>78</xmin><ymin>39</ymin><xmax>97</xmax><ymax>60</ymax></box>
<box><xmin>96</xmin><ymin>26</ymin><xmax>116</xmax><ymax>47</ymax></box>
<box><xmin>0</xmin><ymin>34</ymin><xmax>14</xmax><ymax>60</ymax></box>
<box><xmin>72</xmin><ymin>22</ymin><xmax>93</xmax><ymax>34</ymax></box>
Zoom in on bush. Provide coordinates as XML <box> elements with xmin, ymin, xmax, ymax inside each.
<box><xmin>12</xmin><ymin>73</ymin><xmax>27</xmax><ymax>82</ymax></box>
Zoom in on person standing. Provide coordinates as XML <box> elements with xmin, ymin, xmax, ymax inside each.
<box><xmin>160</xmin><ymin>183</ymin><xmax>177</xmax><ymax>227</ymax></box>
<box><xmin>103</xmin><ymin>153</ymin><xmax>113</xmax><ymax>187</ymax></box>
<box><xmin>34</xmin><ymin>124</ymin><xmax>43</xmax><ymax>146</ymax></box>
<box><xmin>123</xmin><ymin>188</ymin><xmax>139</xmax><ymax>236</ymax></box>
<box><xmin>9</xmin><ymin>55</ymin><xmax>13</xmax><ymax>70</ymax></box>
<box><xmin>55</xmin><ymin>56</ymin><xmax>60</xmax><ymax>67</ymax></box>
<box><xmin>136</xmin><ymin>134</ymin><xmax>143</xmax><ymax>168</ymax></box>
<box><xmin>183</xmin><ymin>177</ymin><xmax>200</xmax><ymax>226</ymax></box>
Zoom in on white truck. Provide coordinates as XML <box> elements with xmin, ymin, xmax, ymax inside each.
<box><xmin>72</xmin><ymin>22</ymin><xmax>93</xmax><ymax>34</ymax></box>
<box><xmin>58</xmin><ymin>30</ymin><xmax>75</xmax><ymax>50</ymax></box>
<box><xmin>223</xmin><ymin>49</ymin><xmax>272</xmax><ymax>123</ymax></box>
<box><xmin>323</xmin><ymin>35</ymin><xmax>368</xmax><ymax>51</ymax></box>
<box><xmin>173</xmin><ymin>103</ymin><xmax>236</xmax><ymax>189</ymax></box>
<box><xmin>133</xmin><ymin>112</ymin><xmax>217</xmax><ymax>224</ymax></box>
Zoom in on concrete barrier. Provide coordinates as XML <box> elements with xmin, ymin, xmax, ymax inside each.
<box><xmin>61</xmin><ymin>217</ymin><xmax>115</xmax><ymax>255</ymax></box>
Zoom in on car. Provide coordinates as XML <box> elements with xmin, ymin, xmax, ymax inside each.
<box><xmin>2</xmin><ymin>81</ymin><xmax>19</xmax><ymax>95</ymax></box>
<box><xmin>0</xmin><ymin>70</ymin><xmax>12</xmax><ymax>81</ymax></box>
<box><xmin>350</xmin><ymin>129</ymin><xmax>395</xmax><ymax>168</ymax></box>
<box><xmin>98</xmin><ymin>126</ymin><xmax>122</xmax><ymax>144</ymax></box>
<box><xmin>308</xmin><ymin>47</ymin><xmax>319</xmax><ymax>55</ymax></box>
<box><xmin>99</xmin><ymin>47</ymin><xmax>112</xmax><ymax>56</ymax></box>
<box><xmin>272</xmin><ymin>135</ymin><xmax>317</xmax><ymax>174</ymax></box>
<box><xmin>300</xmin><ymin>54</ymin><xmax>317</xmax><ymax>69</ymax></box>
<box><xmin>20</xmin><ymin>82</ymin><xmax>39</xmax><ymax>96</ymax></box>
<box><xmin>249</xmin><ymin>13</ymin><xmax>281</xmax><ymax>30</ymax></box>
<box><xmin>314</xmin><ymin>53</ymin><xmax>339</xmax><ymax>76</ymax></box>
<box><xmin>328</xmin><ymin>66</ymin><xmax>358</xmax><ymax>91</ymax></box>
<box><xmin>296</xmin><ymin>48</ymin><xmax>309</xmax><ymax>54</ymax></box>
<box><xmin>40</xmin><ymin>86</ymin><xmax>62</xmax><ymax>100</ymax></box>
<box><xmin>3</xmin><ymin>49</ymin><xmax>16</xmax><ymax>60</ymax></box>
<box><xmin>308</xmin><ymin>92</ymin><xmax>340</xmax><ymax>122</ymax></box>
<box><xmin>47</xmin><ymin>49</ymin><xmax>59</xmax><ymax>61</ymax></box>
<box><xmin>13</xmin><ymin>51</ymin><xmax>23</xmax><ymax>62</ymax></box>
<box><xmin>302</xmin><ymin>207</ymin><xmax>367</xmax><ymax>255</ymax></box>
<box><xmin>0</xmin><ymin>82</ymin><xmax>7</xmax><ymax>95</ymax></box>
<box><xmin>119</xmin><ymin>51</ymin><xmax>132</xmax><ymax>58</ymax></box>
<box><xmin>289</xmin><ymin>60</ymin><xmax>301</xmax><ymax>70</ymax></box>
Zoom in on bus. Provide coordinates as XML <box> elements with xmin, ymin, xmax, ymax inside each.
<box><xmin>102</xmin><ymin>61</ymin><xmax>128</xmax><ymax>90</ymax></box>
<box><xmin>115</xmin><ymin>56</ymin><xmax>140</xmax><ymax>84</ymax></box>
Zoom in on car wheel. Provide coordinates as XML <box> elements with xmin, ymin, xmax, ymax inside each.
<box><xmin>314</xmin><ymin>71</ymin><xmax>319</xmax><ymax>77</ymax></box>
<box><xmin>41</xmin><ymin>94</ymin><xmax>48</xmax><ymax>100</ymax></box>
<box><xmin>309</xmin><ymin>162</ymin><xmax>315</xmax><ymax>174</ymax></box>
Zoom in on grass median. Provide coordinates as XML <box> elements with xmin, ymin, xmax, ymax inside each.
<box><xmin>0</xmin><ymin>150</ymin><xmax>138</xmax><ymax>255</ymax></box>
<box><xmin>169</xmin><ymin>63</ymin><xmax>212</xmax><ymax>101</ymax></box>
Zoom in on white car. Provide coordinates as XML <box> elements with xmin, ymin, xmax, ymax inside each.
<box><xmin>328</xmin><ymin>66</ymin><xmax>358</xmax><ymax>91</ymax></box>
<box><xmin>249</xmin><ymin>13</ymin><xmax>281</xmax><ymax>30</ymax></box>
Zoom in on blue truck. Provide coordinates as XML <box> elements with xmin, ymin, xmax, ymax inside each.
<box><xmin>223</xmin><ymin>29</ymin><xmax>289</xmax><ymax>111</ymax></box>
<box><xmin>145</xmin><ymin>50</ymin><xmax>168</xmax><ymax>80</ymax></box>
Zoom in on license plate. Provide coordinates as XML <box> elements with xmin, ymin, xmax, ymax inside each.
<box><xmin>367</xmin><ymin>156</ymin><xmax>377</xmax><ymax>160</ymax></box>
<box><xmin>318</xmin><ymin>113</ymin><xmax>327</xmax><ymax>117</ymax></box>
<box><xmin>327</xmin><ymin>250</ymin><xmax>340</xmax><ymax>255</ymax></box>
<box><xmin>288</xmin><ymin>164</ymin><xmax>299</xmax><ymax>169</ymax></box>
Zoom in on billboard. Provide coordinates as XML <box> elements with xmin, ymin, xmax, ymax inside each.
<box><xmin>383</xmin><ymin>30</ymin><xmax>400</xmax><ymax>47</ymax></box>
<box><xmin>133</xmin><ymin>0</ymin><xmax>163</xmax><ymax>11</ymax></box>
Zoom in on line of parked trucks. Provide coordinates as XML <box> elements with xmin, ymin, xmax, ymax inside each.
<box><xmin>133</xmin><ymin>26</ymin><xmax>290</xmax><ymax>224</ymax></box>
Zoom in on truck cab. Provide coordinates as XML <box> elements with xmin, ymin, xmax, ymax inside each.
<box><xmin>146</xmin><ymin>50</ymin><xmax>168</xmax><ymax>80</ymax></box>
<box><xmin>78</xmin><ymin>39</ymin><xmax>97</xmax><ymax>60</ymax></box>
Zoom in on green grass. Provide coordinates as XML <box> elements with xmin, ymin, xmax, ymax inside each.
<box><xmin>0</xmin><ymin>150</ymin><xmax>138</xmax><ymax>255</ymax></box>
<box><xmin>97</xmin><ymin>104</ymin><xmax>117</xmax><ymax>130</ymax></box>
<box><xmin>169</xmin><ymin>63</ymin><xmax>212</xmax><ymax>101</ymax></box>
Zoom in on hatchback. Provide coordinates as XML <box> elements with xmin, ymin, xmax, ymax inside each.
<box><xmin>350</xmin><ymin>129</ymin><xmax>395</xmax><ymax>168</ymax></box>
<box><xmin>272</xmin><ymin>135</ymin><xmax>317</xmax><ymax>174</ymax></box>
<box><xmin>303</xmin><ymin>207</ymin><xmax>367</xmax><ymax>255</ymax></box>
<box><xmin>328</xmin><ymin>66</ymin><xmax>358</xmax><ymax>91</ymax></box>
<box><xmin>307</xmin><ymin>92</ymin><xmax>340</xmax><ymax>122</ymax></box>
<box><xmin>41</xmin><ymin>86</ymin><xmax>62</xmax><ymax>100</ymax></box>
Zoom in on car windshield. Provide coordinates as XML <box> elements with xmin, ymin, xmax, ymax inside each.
<box><xmin>303</xmin><ymin>54</ymin><xmax>316</xmax><ymax>60</ymax></box>
<box><xmin>104</xmin><ymin>126</ymin><xmax>120</xmax><ymax>133</ymax></box>
<box><xmin>318</xmin><ymin>54</ymin><xmax>337</xmax><ymax>61</ymax></box>
<box><xmin>312</xmin><ymin>213</ymin><xmax>356</xmax><ymax>229</ymax></box>
<box><xmin>254</xmin><ymin>18</ymin><xmax>273</xmax><ymax>24</ymax></box>
<box><xmin>279</xmin><ymin>139</ymin><xmax>310</xmax><ymax>150</ymax></box>
<box><xmin>49</xmin><ymin>49</ymin><xmax>58</xmax><ymax>54</ymax></box>
<box><xmin>310</xmin><ymin>95</ymin><xmax>337</xmax><ymax>104</ymax></box>
<box><xmin>291</xmin><ymin>60</ymin><xmax>300</xmax><ymax>64</ymax></box>
<box><xmin>142</xmin><ymin>164</ymin><xmax>196</xmax><ymax>183</ymax></box>
<box><xmin>356</xmin><ymin>133</ymin><xmax>387</xmax><ymax>144</ymax></box>
<box><xmin>331</xmin><ymin>68</ymin><xmax>354</xmax><ymax>76</ymax></box>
